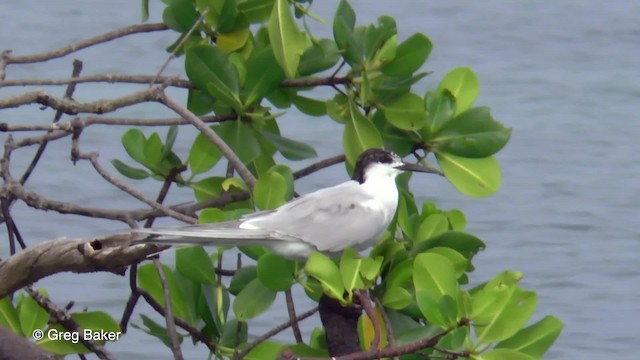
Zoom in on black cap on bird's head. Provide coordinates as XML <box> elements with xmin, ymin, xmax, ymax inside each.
<box><xmin>351</xmin><ymin>148</ymin><xmax>436</xmax><ymax>183</ymax></box>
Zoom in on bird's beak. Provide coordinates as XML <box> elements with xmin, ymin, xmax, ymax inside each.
<box><xmin>397</xmin><ymin>162</ymin><xmax>438</xmax><ymax>174</ymax></box>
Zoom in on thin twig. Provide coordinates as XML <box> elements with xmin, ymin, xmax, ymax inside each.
<box><xmin>293</xmin><ymin>154</ymin><xmax>345</xmax><ymax>179</ymax></box>
<box><xmin>0</xmin><ymin>74</ymin><xmax>192</xmax><ymax>89</ymax></box>
<box><xmin>373</xmin><ymin>296</ymin><xmax>398</xmax><ymax>360</ymax></box>
<box><xmin>285</xmin><ymin>289</ymin><xmax>304</xmax><ymax>343</ymax></box>
<box><xmin>2</xmin><ymin>23</ymin><xmax>168</xmax><ymax>65</ymax></box>
<box><xmin>355</xmin><ymin>290</ymin><xmax>380</xmax><ymax>351</ymax></box>
<box><xmin>153</xmin><ymin>258</ymin><xmax>184</xmax><ymax>360</ymax></box>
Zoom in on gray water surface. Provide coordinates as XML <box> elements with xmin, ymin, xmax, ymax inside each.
<box><xmin>1</xmin><ymin>1</ymin><xmax>639</xmax><ymax>359</ymax></box>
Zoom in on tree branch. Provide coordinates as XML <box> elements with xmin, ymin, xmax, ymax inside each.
<box><xmin>153</xmin><ymin>258</ymin><xmax>184</xmax><ymax>360</ymax></box>
<box><xmin>1</xmin><ymin>23</ymin><xmax>168</xmax><ymax>66</ymax></box>
<box><xmin>0</xmin><ymin>233</ymin><xmax>161</xmax><ymax>299</ymax></box>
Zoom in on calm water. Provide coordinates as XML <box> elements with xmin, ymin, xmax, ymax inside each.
<box><xmin>1</xmin><ymin>1</ymin><xmax>639</xmax><ymax>359</ymax></box>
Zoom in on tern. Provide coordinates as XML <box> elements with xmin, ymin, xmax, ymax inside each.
<box><xmin>134</xmin><ymin>148</ymin><xmax>436</xmax><ymax>259</ymax></box>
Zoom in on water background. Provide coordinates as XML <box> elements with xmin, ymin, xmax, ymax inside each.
<box><xmin>1</xmin><ymin>1</ymin><xmax>639</xmax><ymax>359</ymax></box>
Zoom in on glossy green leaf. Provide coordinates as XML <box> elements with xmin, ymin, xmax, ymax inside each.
<box><xmin>0</xmin><ymin>297</ymin><xmax>20</xmax><ymax>335</ymax></box>
<box><xmin>191</xmin><ymin>177</ymin><xmax>224</xmax><ymax>202</ymax></box>
<box><xmin>293</xmin><ymin>95</ymin><xmax>327</xmax><ymax>116</ymax></box>
<box><xmin>268</xmin><ymin>0</ymin><xmax>307</xmax><ymax>78</ymax></box>
<box><xmin>476</xmin><ymin>349</ymin><xmax>537</xmax><ymax>360</ymax></box>
<box><xmin>333</xmin><ymin>0</ymin><xmax>360</xmax><ymax>65</ymax></box>
<box><xmin>413</xmin><ymin>253</ymin><xmax>458</xmax><ymax>300</ymax></box>
<box><xmin>198</xmin><ymin>283</ymin><xmax>227</xmax><ymax>339</ymax></box>
<box><xmin>383</xmin><ymin>92</ymin><xmax>428</xmax><ymax>131</ymax></box>
<box><xmin>496</xmin><ymin>315</ymin><xmax>563</xmax><ymax>358</ymax></box>
<box><xmin>298</xmin><ymin>38</ymin><xmax>340</xmax><ymax>75</ymax></box>
<box><xmin>239</xmin><ymin>0</ymin><xmax>275</xmax><ymax>23</ymax></box>
<box><xmin>245</xmin><ymin>340</ymin><xmax>284</xmax><ymax>360</ymax></box>
<box><xmin>216</xmin><ymin>0</ymin><xmax>239</xmax><ymax>33</ymax></box>
<box><xmin>260</xmin><ymin>130</ymin><xmax>317</xmax><ymax>160</ymax></box>
<box><xmin>437</xmin><ymin>67</ymin><xmax>479</xmax><ymax>115</ymax></box>
<box><xmin>233</xmin><ymin>278</ymin><xmax>276</xmax><ymax>320</ymax></box>
<box><xmin>176</xmin><ymin>246</ymin><xmax>216</xmax><ymax>284</ymax></box>
<box><xmin>143</xmin><ymin>132</ymin><xmax>163</xmax><ymax>171</ymax></box>
<box><xmin>257</xmin><ymin>253</ymin><xmax>295</xmax><ymax>291</ymax></box>
<box><xmin>474</xmin><ymin>285</ymin><xmax>538</xmax><ymax>344</ymax></box>
<box><xmin>339</xmin><ymin>251</ymin><xmax>364</xmax><ymax>294</ymax></box>
<box><xmin>121</xmin><ymin>128</ymin><xmax>147</xmax><ymax>164</ymax></box>
<box><xmin>305</xmin><ymin>252</ymin><xmax>345</xmax><ymax>301</ymax></box>
<box><xmin>189</xmin><ymin>131</ymin><xmax>223</xmax><ymax>176</ymax></box>
<box><xmin>326</xmin><ymin>93</ymin><xmax>349</xmax><ymax>123</ymax></box>
<box><xmin>445</xmin><ymin>209</ymin><xmax>466</xmax><ymax>231</ymax></box>
<box><xmin>425</xmin><ymin>90</ymin><xmax>456</xmax><ymax>135</ymax></box>
<box><xmin>229</xmin><ymin>266</ymin><xmax>258</xmax><ymax>296</ymax></box>
<box><xmin>359</xmin><ymin>256</ymin><xmax>383</xmax><ymax>282</ymax></box>
<box><xmin>381</xmin><ymin>287</ymin><xmax>412</xmax><ymax>310</ymax></box>
<box><xmin>137</xmin><ymin>262</ymin><xmax>189</xmax><ymax>319</ymax></box>
<box><xmin>433</xmin><ymin>107</ymin><xmax>511</xmax><ymax>158</ymax></box>
<box><xmin>243</xmin><ymin>46</ymin><xmax>285</xmax><ymax>106</ymax></box>
<box><xmin>111</xmin><ymin>159</ymin><xmax>150</xmax><ymax>180</ymax></box>
<box><xmin>187</xmin><ymin>88</ymin><xmax>216</xmax><ymax>115</ymax></box>
<box><xmin>416</xmin><ymin>214</ymin><xmax>449</xmax><ymax>243</ymax></box>
<box><xmin>414</xmin><ymin>289</ymin><xmax>447</xmax><ymax>327</ymax></box>
<box><xmin>412</xmin><ymin>231</ymin><xmax>485</xmax><ymax>260</ymax></box>
<box><xmin>385</xmin><ymin>259</ymin><xmax>413</xmax><ymax>289</ymax></box>
<box><xmin>220</xmin><ymin>319</ymin><xmax>248</xmax><ymax>348</ymax></box>
<box><xmin>185</xmin><ymin>44</ymin><xmax>241</xmax><ymax>110</ymax></box>
<box><xmin>18</xmin><ymin>292</ymin><xmax>49</xmax><ymax>337</ymax></box>
<box><xmin>364</xmin><ymin>16</ymin><xmax>396</xmax><ymax>61</ymax></box>
<box><xmin>426</xmin><ymin>247</ymin><xmax>468</xmax><ymax>278</ymax></box>
<box><xmin>163</xmin><ymin>0</ymin><xmax>199</xmax><ymax>32</ymax></box>
<box><xmin>216</xmin><ymin>121</ymin><xmax>261</xmax><ymax>164</ymax></box>
<box><xmin>218</xmin><ymin>26</ymin><xmax>251</xmax><ymax>54</ymax></box>
<box><xmin>381</xmin><ymin>33</ymin><xmax>432</xmax><ymax>77</ymax></box>
<box><xmin>437</xmin><ymin>153</ymin><xmax>501</xmax><ymax>197</ymax></box>
<box><xmin>343</xmin><ymin>103</ymin><xmax>383</xmax><ymax>165</ymax></box>
<box><xmin>254</xmin><ymin>170</ymin><xmax>287</xmax><ymax>210</ymax></box>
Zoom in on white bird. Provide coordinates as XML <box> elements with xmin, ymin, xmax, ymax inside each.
<box><xmin>134</xmin><ymin>148</ymin><xmax>436</xmax><ymax>259</ymax></box>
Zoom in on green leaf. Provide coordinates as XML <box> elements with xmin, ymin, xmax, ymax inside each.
<box><xmin>432</xmin><ymin>107</ymin><xmax>511</xmax><ymax>158</ymax></box>
<box><xmin>0</xmin><ymin>297</ymin><xmax>20</xmax><ymax>335</ymax></box>
<box><xmin>254</xmin><ymin>170</ymin><xmax>288</xmax><ymax>210</ymax></box>
<box><xmin>496</xmin><ymin>316</ymin><xmax>563</xmax><ymax>358</ymax></box>
<box><xmin>187</xmin><ymin>88</ymin><xmax>217</xmax><ymax>115</ymax></box>
<box><xmin>473</xmin><ymin>285</ymin><xmax>538</xmax><ymax>344</ymax></box>
<box><xmin>268</xmin><ymin>0</ymin><xmax>308</xmax><ymax>78</ymax></box>
<box><xmin>257</xmin><ymin>253</ymin><xmax>295</xmax><ymax>291</ymax></box>
<box><xmin>383</xmin><ymin>92</ymin><xmax>428</xmax><ymax>131</ymax></box>
<box><xmin>293</xmin><ymin>95</ymin><xmax>327</xmax><ymax>116</ymax></box>
<box><xmin>163</xmin><ymin>0</ymin><xmax>199</xmax><ymax>32</ymax></box>
<box><xmin>216</xmin><ymin>121</ymin><xmax>261</xmax><ymax>164</ymax></box>
<box><xmin>132</xmin><ymin>314</ymin><xmax>182</xmax><ymax>348</ymax></box>
<box><xmin>426</xmin><ymin>247</ymin><xmax>468</xmax><ymax>278</ymax></box>
<box><xmin>192</xmin><ymin>177</ymin><xmax>225</xmax><ymax>202</ymax></box>
<box><xmin>305</xmin><ymin>252</ymin><xmax>345</xmax><ymax>301</ymax></box>
<box><xmin>233</xmin><ymin>278</ymin><xmax>277</xmax><ymax>320</ymax></box>
<box><xmin>437</xmin><ymin>67</ymin><xmax>479</xmax><ymax>116</ymax></box>
<box><xmin>137</xmin><ymin>262</ymin><xmax>189</xmax><ymax>319</ymax></box>
<box><xmin>333</xmin><ymin>0</ymin><xmax>360</xmax><ymax>65</ymax></box>
<box><xmin>342</xmin><ymin>103</ymin><xmax>383</xmax><ymax>165</ymax></box>
<box><xmin>185</xmin><ymin>44</ymin><xmax>242</xmax><ymax>111</ymax></box>
<box><xmin>412</xmin><ymin>231</ymin><xmax>485</xmax><ymax>259</ymax></box>
<box><xmin>245</xmin><ymin>340</ymin><xmax>284</xmax><ymax>360</ymax></box>
<box><xmin>143</xmin><ymin>132</ymin><xmax>163</xmax><ymax>171</ymax></box>
<box><xmin>381</xmin><ymin>287</ymin><xmax>412</xmax><ymax>310</ymax></box>
<box><xmin>111</xmin><ymin>159</ymin><xmax>150</xmax><ymax>180</ymax></box>
<box><xmin>243</xmin><ymin>46</ymin><xmax>285</xmax><ymax>106</ymax></box>
<box><xmin>260</xmin><ymin>130</ymin><xmax>318</xmax><ymax>160</ymax></box>
<box><xmin>298</xmin><ymin>38</ymin><xmax>340</xmax><ymax>75</ymax></box>
<box><xmin>176</xmin><ymin>246</ymin><xmax>216</xmax><ymax>284</ymax></box>
<box><xmin>381</xmin><ymin>33</ymin><xmax>432</xmax><ymax>77</ymax></box>
<box><xmin>476</xmin><ymin>349</ymin><xmax>537</xmax><ymax>360</ymax></box>
<box><xmin>413</xmin><ymin>253</ymin><xmax>458</xmax><ymax>300</ymax></box>
<box><xmin>220</xmin><ymin>318</ymin><xmax>247</xmax><ymax>348</ymax></box>
<box><xmin>437</xmin><ymin>152</ymin><xmax>501</xmax><ymax>197</ymax></box>
<box><xmin>384</xmin><ymin>259</ymin><xmax>413</xmax><ymax>289</ymax></box>
<box><xmin>189</xmin><ymin>131</ymin><xmax>223</xmax><ymax>176</ymax></box>
<box><xmin>216</xmin><ymin>0</ymin><xmax>239</xmax><ymax>33</ymax></box>
<box><xmin>363</xmin><ymin>16</ymin><xmax>397</xmax><ymax>61</ymax></box>
<box><xmin>339</xmin><ymin>250</ymin><xmax>364</xmax><ymax>295</ymax></box>
<box><xmin>121</xmin><ymin>128</ymin><xmax>147</xmax><ymax>164</ymax></box>
<box><xmin>18</xmin><ymin>292</ymin><xmax>49</xmax><ymax>337</ymax></box>
<box><xmin>445</xmin><ymin>209</ymin><xmax>466</xmax><ymax>231</ymax></box>
<box><xmin>239</xmin><ymin>0</ymin><xmax>275</xmax><ymax>23</ymax></box>
<box><xmin>424</xmin><ymin>90</ymin><xmax>456</xmax><ymax>135</ymax></box>
<box><xmin>229</xmin><ymin>266</ymin><xmax>258</xmax><ymax>296</ymax></box>
<box><xmin>416</xmin><ymin>214</ymin><xmax>449</xmax><ymax>243</ymax></box>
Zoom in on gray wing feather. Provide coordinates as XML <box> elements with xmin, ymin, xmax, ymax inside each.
<box><xmin>243</xmin><ymin>181</ymin><xmax>390</xmax><ymax>252</ymax></box>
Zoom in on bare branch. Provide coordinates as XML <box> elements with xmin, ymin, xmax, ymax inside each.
<box><xmin>285</xmin><ymin>289</ymin><xmax>304</xmax><ymax>343</ymax></box>
<box><xmin>1</xmin><ymin>23</ymin><xmax>168</xmax><ymax>65</ymax></box>
<box><xmin>0</xmin><ymin>74</ymin><xmax>192</xmax><ymax>89</ymax></box>
<box><xmin>0</xmin><ymin>234</ymin><xmax>161</xmax><ymax>299</ymax></box>
<box><xmin>0</xmin><ymin>86</ymin><xmax>164</xmax><ymax>114</ymax></box>
<box><xmin>355</xmin><ymin>290</ymin><xmax>380</xmax><ymax>351</ymax></box>
<box><xmin>293</xmin><ymin>154</ymin><xmax>345</xmax><ymax>179</ymax></box>
<box><xmin>153</xmin><ymin>258</ymin><xmax>184</xmax><ymax>360</ymax></box>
